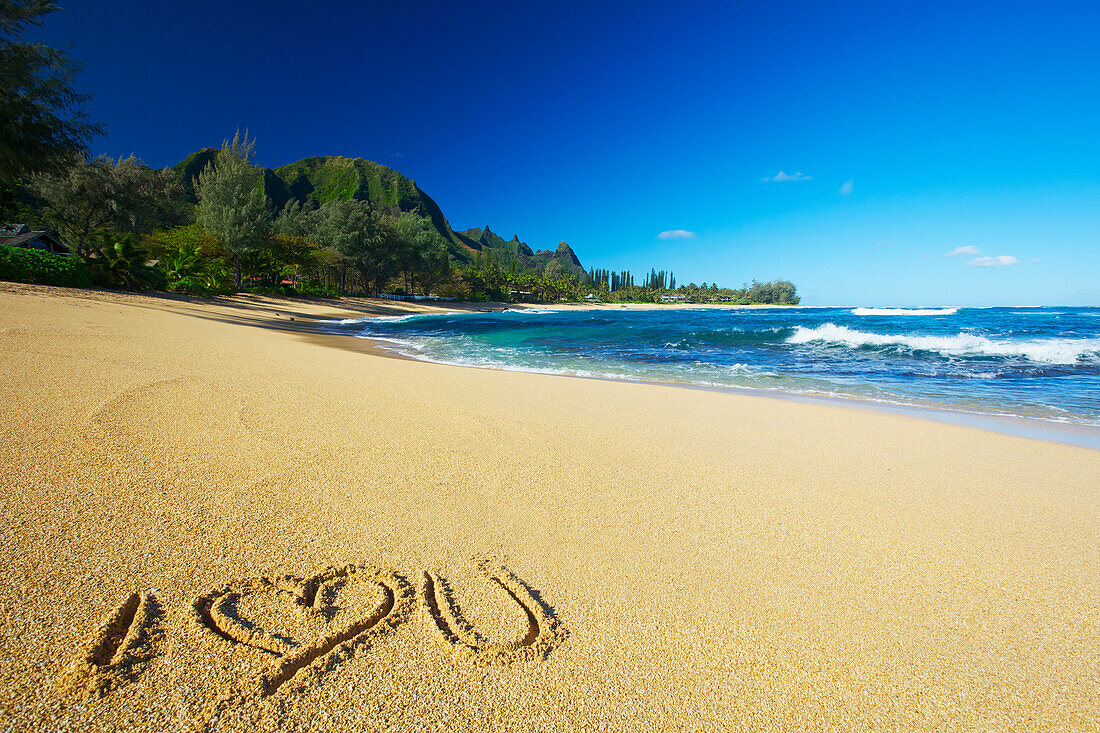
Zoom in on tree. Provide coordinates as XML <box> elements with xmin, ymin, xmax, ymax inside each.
<box><xmin>316</xmin><ymin>199</ymin><xmax>396</xmax><ymax>296</ymax></box>
<box><xmin>32</xmin><ymin>154</ymin><xmax>181</xmax><ymax>257</ymax></box>
<box><xmin>85</xmin><ymin>230</ymin><xmax>162</xmax><ymax>290</ymax></box>
<box><xmin>143</xmin><ymin>223</ymin><xmax>230</xmax><ymax>294</ymax></box>
<box><xmin>195</xmin><ymin>131</ymin><xmax>272</xmax><ymax>290</ymax></box>
<box><xmin>391</xmin><ymin>211</ymin><xmax>450</xmax><ymax>296</ymax></box>
<box><xmin>416</xmin><ymin>239</ymin><xmax>450</xmax><ymax>297</ymax></box>
<box><xmin>745</xmin><ymin>279</ymin><xmax>798</xmax><ymax>304</ymax></box>
<box><xmin>391</xmin><ymin>211</ymin><xmax>426</xmax><ymax>294</ymax></box>
<box><xmin>273</xmin><ymin>199</ymin><xmax>318</xmax><ymax>240</ymax></box>
<box><xmin>0</xmin><ymin>0</ymin><xmax>102</xmax><ymax>184</ymax></box>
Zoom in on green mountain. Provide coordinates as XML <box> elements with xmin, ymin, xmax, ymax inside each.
<box><xmin>170</xmin><ymin>148</ymin><xmax>219</xmax><ymax>201</ymax></box>
<box><xmin>269</xmin><ymin>156</ymin><xmax>466</xmax><ymax>253</ymax></box>
<box><xmin>169</xmin><ymin>151</ymin><xmax>585</xmax><ymax>274</ymax></box>
<box><xmin>458</xmin><ymin>226</ymin><xmax>584</xmax><ymax>275</ymax></box>
<box><xmin>458</xmin><ymin>226</ymin><xmax>534</xmax><ymax>258</ymax></box>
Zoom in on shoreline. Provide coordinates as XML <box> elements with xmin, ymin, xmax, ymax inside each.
<box><xmin>307</xmin><ymin>298</ymin><xmax>1100</xmax><ymax>451</ymax></box>
<box><xmin>338</xmin><ymin>330</ymin><xmax>1100</xmax><ymax>451</ymax></box>
<box><xmin>6</xmin><ymin>283</ymin><xmax>1091</xmax><ymax>449</ymax></box>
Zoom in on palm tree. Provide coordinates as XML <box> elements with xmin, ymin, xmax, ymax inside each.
<box><xmin>87</xmin><ymin>231</ymin><xmax>159</xmax><ymax>290</ymax></box>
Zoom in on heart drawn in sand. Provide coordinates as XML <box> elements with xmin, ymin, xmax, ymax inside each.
<box><xmin>193</xmin><ymin>566</ymin><xmax>400</xmax><ymax>695</ymax></box>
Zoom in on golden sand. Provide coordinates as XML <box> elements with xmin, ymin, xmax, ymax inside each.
<box><xmin>0</xmin><ymin>282</ymin><xmax>1096</xmax><ymax>731</ymax></box>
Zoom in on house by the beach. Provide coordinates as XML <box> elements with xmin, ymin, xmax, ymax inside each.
<box><xmin>0</xmin><ymin>224</ymin><xmax>70</xmax><ymax>255</ymax></box>
<box><xmin>660</xmin><ymin>293</ymin><xmax>686</xmax><ymax>303</ymax></box>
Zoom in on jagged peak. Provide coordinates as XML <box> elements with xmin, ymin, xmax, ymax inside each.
<box><xmin>555</xmin><ymin>241</ymin><xmax>581</xmax><ymax>266</ymax></box>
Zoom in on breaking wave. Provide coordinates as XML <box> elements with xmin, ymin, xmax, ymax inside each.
<box><xmin>852</xmin><ymin>307</ymin><xmax>958</xmax><ymax>316</ymax></box>
<box><xmin>787</xmin><ymin>324</ymin><xmax>1100</xmax><ymax>364</ymax></box>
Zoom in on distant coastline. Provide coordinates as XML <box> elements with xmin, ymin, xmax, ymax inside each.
<box><xmin>506</xmin><ymin>301</ymin><xmax>807</xmax><ymax>312</ymax></box>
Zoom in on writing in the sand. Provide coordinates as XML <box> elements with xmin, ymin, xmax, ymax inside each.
<box><xmin>66</xmin><ymin>561</ymin><xmax>565</xmax><ymax>700</ymax></box>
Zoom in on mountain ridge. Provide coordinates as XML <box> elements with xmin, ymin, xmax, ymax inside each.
<box><xmin>169</xmin><ymin>151</ymin><xmax>584</xmax><ymax>274</ymax></box>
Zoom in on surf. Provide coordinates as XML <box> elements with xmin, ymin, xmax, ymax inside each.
<box><xmin>787</xmin><ymin>323</ymin><xmax>1100</xmax><ymax>364</ymax></box>
<box><xmin>852</xmin><ymin>307</ymin><xmax>958</xmax><ymax>316</ymax></box>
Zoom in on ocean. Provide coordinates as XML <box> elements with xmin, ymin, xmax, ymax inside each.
<box><xmin>325</xmin><ymin>306</ymin><xmax>1100</xmax><ymax>431</ymax></box>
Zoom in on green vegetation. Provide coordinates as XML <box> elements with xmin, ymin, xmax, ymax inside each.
<box><xmin>143</xmin><ymin>224</ymin><xmax>231</xmax><ymax>296</ymax></box>
<box><xmin>314</xmin><ymin>198</ymin><xmax>390</xmax><ymax>295</ymax></box>
<box><xmin>0</xmin><ymin>0</ymin><xmax>103</xmax><ymax>184</ymax></box>
<box><xmin>0</xmin><ymin>242</ymin><xmax>91</xmax><ymax>287</ymax></box>
<box><xmin>30</xmin><ymin>154</ymin><xmax>182</xmax><ymax>257</ymax></box>
<box><xmin>195</xmin><ymin>132</ymin><xmax>272</xmax><ymax>290</ymax></box>
<box><xmin>84</xmin><ymin>231</ymin><xmax>165</xmax><ymax>290</ymax></box>
<box><xmin>392</xmin><ymin>211</ymin><xmax>450</xmax><ymax>296</ymax></box>
<box><xmin>456</xmin><ymin>227</ymin><xmax>585</xmax><ymax>280</ymax></box>
<box><xmin>585</xmin><ymin>269</ymin><xmax>799</xmax><ymax>305</ymax></box>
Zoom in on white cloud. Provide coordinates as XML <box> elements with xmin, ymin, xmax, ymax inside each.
<box><xmin>761</xmin><ymin>170</ymin><xmax>812</xmax><ymax>182</ymax></box>
<box><xmin>967</xmin><ymin>255</ymin><xmax>1019</xmax><ymax>268</ymax></box>
<box><xmin>839</xmin><ymin>179</ymin><xmax>853</xmax><ymax>195</ymax></box>
<box><xmin>656</xmin><ymin>230</ymin><xmax>696</xmax><ymax>240</ymax></box>
<box><xmin>947</xmin><ymin>245</ymin><xmax>980</xmax><ymax>256</ymax></box>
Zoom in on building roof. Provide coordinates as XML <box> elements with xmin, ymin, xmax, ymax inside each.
<box><xmin>0</xmin><ymin>228</ymin><xmax>71</xmax><ymax>254</ymax></box>
<box><xmin>0</xmin><ymin>223</ymin><xmax>30</xmax><ymax>237</ymax></box>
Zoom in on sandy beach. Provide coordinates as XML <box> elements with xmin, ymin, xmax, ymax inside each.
<box><xmin>0</xmin><ymin>281</ymin><xmax>1097</xmax><ymax>732</ymax></box>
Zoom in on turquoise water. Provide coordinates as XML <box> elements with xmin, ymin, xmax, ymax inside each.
<box><xmin>326</xmin><ymin>307</ymin><xmax>1100</xmax><ymax>427</ymax></box>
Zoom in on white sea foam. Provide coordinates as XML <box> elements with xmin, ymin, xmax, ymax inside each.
<box><xmin>387</xmin><ymin>349</ymin><xmax>643</xmax><ymax>382</ymax></box>
<box><xmin>360</xmin><ymin>335</ymin><xmax>428</xmax><ymax>352</ymax></box>
<box><xmin>321</xmin><ymin>313</ymin><xmax>428</xmax><ymax>325</ymax></box>
<box><xmin>787</xmin><ymin>323</ymin><xmax>1100</xmax><ymax>364</ymax></box>
<box><xmin>852</xmin><ymin>307</ymin><xmax>958</xmax><ymax>316</ymax></box>
<box><xmin>368</xmin><ymin>314</ymin><xmax>426</xmax><ymax>323</ymax></box>
<box><xmin>319</xmin><ymin>317</ymin><xmax>368</xmax><ymax>325</ymax></box>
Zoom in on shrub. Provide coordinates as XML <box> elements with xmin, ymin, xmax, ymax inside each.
<box><xmin>0</xmin><ymin>244</ymin><xmax>92</xmax><ymax>288</ymax></box>
<box><xmin>168</xmin><ymin>275</ymin><xmax>229</xmax><ymax>298</ymax></box>
<box><xmin>85</xmin><ymin>231</ymin><xmax>165</xmax><ymax>291</ymax></box>
<box><xmin>295</xmin><ymin>280</ymin><xmax>339</xmax><ymax>298</ymax></box>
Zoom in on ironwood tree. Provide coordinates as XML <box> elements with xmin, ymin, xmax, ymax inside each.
<box><xmin>195</xmin><ymin>131</ymin><xmax>272</xmax><ymax>290</ymax></box>
<box><xmin>0</xmin><ymin>0</ymin><xmax>102</xmax><ymax>185</ymax></box>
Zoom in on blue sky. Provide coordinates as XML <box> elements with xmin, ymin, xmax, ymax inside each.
<box><xmin>32</xmin><ymin>0</ymin><xmax>1100</xmax><ymax>305</ymax></box>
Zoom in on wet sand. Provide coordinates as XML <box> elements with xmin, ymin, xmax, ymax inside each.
<box><xmin>1</xmin><ymin>282</ymin><xmax>1097</xmax><ymax>731</ymax></box>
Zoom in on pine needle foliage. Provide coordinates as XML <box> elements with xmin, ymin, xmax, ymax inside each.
<box><xmin>0</xmin><ymin>0</ymin><xmax>103</xmax><ymax>183</ymax></box>
<box><xmin>194</xmin><ymin>130</ymin><xmax>272</xmax><ymax>289</ymax></box>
